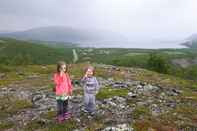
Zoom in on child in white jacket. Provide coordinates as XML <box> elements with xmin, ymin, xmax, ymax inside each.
<box><xmin>81</xmin><ymin>66</ymin><xmax>100</xmax><ymax>115</ymax></box>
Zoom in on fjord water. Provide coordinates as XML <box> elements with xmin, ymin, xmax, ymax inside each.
<box><xmin>79</xmin><ymin>40</ymin><xmax>186</xmax><ymax>49</ymax></box>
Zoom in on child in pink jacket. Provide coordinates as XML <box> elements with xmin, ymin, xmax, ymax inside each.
<box><xmin>53</xmin><ymin>61</ymin><xmax>72</xmax><ymax>122</ymax></box>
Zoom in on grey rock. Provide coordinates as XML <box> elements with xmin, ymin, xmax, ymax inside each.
<box><xmin>166</xmin><ymin>89</ymin><xmax>181</xmax><ymax>96</ymax></box>
<box><xmin>112</xmin><ymin>82</ymin><xmax>129</xmax><ymax>88</ymax></box>
<box><xmin>17</xmin><ymin>90</ymin><xmax>32</xmax><ymax>100</ymax></box>
<box><xmin>166</xmin><ymin>101</ymin><xmax>177</xmax><ymax>108</ymax></box>
<box><xmin>128</xmin><ymin>92</ymin><xmax>137</xmax><ymax>98</ymax></box>
<box><xmin>150</xmin><ymin>104</ymin><xmax>161</xmax><ymax>117</ymax></box>
<box><xmin>0</xmin><ymin>73</ymin><xmax>6</xmax><ymax>79</ymax></box>
<box><xmin>32</xmin><ymin>93</ymin><xmax>44</xmax><ymax>103</ymax></box>
<box><xmin>26</xmin><ymin>74</ymin><xmax>40</xmax><ymax>79</ymax></box>
<box><xmin>136</xmin><ymin>102</ymin><xmax>147</xmax><ymax>106</ymax></box>
<box><xmin>102</xmin><ymin>124</ymin><xmax>133</xmax><ymax>131</ymax></box>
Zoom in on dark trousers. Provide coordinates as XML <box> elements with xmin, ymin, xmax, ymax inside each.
<box><xmin>57</xmin><ymin>99</ymin><xmax>68</xmax><ymax>116</ymax></box>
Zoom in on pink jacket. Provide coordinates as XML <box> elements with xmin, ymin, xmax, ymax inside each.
<box><xmin>53</xmin><ymin>72</ymin><xmax>72</xmax><ymax>96</ymax></box>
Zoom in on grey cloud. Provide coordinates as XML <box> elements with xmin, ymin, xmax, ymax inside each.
<box><xmin>0</xmin><ymin>0</ymin><xmax>197</xmax><ymax>41</ymax></box>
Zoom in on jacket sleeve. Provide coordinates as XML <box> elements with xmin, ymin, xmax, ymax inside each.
<box><xmin>53</xmin><ymin>74</ymin><xmax>59</xmax><ymax>85</ymax></box>
<box><xmin>81</xmin><ymin>76</ymin><xmax>87</xmax><ymax>84</ymax></box>
<box><xmin>66</xmin><ymin>74</ymin><xmax>73</xmax><ymax>94</ymax></box>
<box><xmin>94</xmin><ymin>77</ymin><xmax>100</xmax><ymax>90</ymax></box>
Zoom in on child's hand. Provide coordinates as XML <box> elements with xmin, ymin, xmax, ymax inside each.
<box><xmin>84</xmin><ymin>73</ymin><xmax>88</xmax><ymax>78</ymax></box>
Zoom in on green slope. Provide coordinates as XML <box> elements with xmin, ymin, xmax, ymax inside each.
<box><xmin>0</xmin><ymin>37</ymin><xmax>73</xmax><ymax>65</ymax></box>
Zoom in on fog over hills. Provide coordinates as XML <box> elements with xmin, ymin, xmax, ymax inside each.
<box><xmin>0</xmin><ymin>26</ymin><xmax>126</xmax><ymax>44</ymax></box>
<box><xmin>181</xmin><ymin>34</ymin><xmax>197</xmax><ymax>48</ymax></box>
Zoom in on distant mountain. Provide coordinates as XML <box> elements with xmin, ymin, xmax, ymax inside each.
<box><xmin>181</xmin><ymin>34</ymin><xmax>197</xmax><ymax>48</ymax></box>
<box><xmin>0</xmin><ymin>26</ymin><xmax>126</xmax><ymax>44</ymax></box>
<box><xmin>0</xmin><ymin>30</ymin><xmax>14</xmax><ymax>34</ymax></box>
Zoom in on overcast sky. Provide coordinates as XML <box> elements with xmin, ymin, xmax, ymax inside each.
<box><xmin>0</xmin><ymin>0</ymin><xmax>197</xmax><ymax>41</ymax></box>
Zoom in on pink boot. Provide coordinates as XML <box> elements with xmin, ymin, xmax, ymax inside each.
<box><xmin>56</xmin><ymin>115</ymin><xmax>65</xmax><ymax>123</ymax></box>
<box><xmin>63</xmin><ymin>112</ymin><xmax>71</xmax><ymax>120</ymax></box>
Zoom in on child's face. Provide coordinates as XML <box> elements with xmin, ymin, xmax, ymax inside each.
<box><xmin>86</xmin><ymin>69</ymin><xmax>93</xmax><ymax>77</ymax></box>
<box><xmin>60</xmin><ymin>64</ymin><xmax>66</xmax><ymax>72</ymax></box>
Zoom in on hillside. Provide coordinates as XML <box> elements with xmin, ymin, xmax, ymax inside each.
<box><xmin>0</xmin><ymin>63</ymin><xmax>196</xmax><ymax>130</ymax></box>
<box><xmin>0</xmin><ymin>38</ymin><xmax>197</xmax><ymax>80</ymax></box>
<box><xmin>0</xmin><ymin>38</ymin><xmax>74</xmax><ymax>65</ymax></box>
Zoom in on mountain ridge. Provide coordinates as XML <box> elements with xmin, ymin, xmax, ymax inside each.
<box><xmin>0</xmin><ymin>26</ymin><xmax>126</xmax><ymax>44</ymax></box>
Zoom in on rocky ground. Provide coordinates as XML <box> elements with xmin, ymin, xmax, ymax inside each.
<box><xmin>0</xmin><ymin>64</ymin><xmax>196</xmax><ymax>131</ymax></box>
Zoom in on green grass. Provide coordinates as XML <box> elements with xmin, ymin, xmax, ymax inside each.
<box><xmin>41</xmin><ymin>111</ymin><xmax>56</xmax><ymax>120</ymax></box>
<box><xmin>124</xmin><ymin>52</ymin><xmax>148</xmax><ymax>56</ymax></box>
<box><xmin>0</xmin><ymin>97</ymin><xmax>33</xmax><ymax>119</ymax></box>
<box><xmin>132</xmin><ymin>68</ymin><xmax>197</xmax><ymax>90</ymax></box>
<box><xmin>48</xmin><ymin>120</ymin><xmax>77</xmax><ymax>131</ymax></box>
<box><xmin>22</xmin><ymin>65</ymin><xmax>56</xmax><ymax>74</ymax></box>
<box><xmin>96</xmin><ymin>87</ymin><xmax>129</xmax><ymax>100</ymax></box>
<box><xmin>0</xmin><ymin>121</ymin><xmax>14</xmax><ymax>130</ymax></box>
<box><xmin>69</xmin><ymin>64</ymin><xmax>85</xmax><ymax>79</ymax></box>
<box><xmin>25</xmin><ymin>111</ymin><xmax>77</xmax><ymax>131</ymax></box>
<box><xmin>24</xmin><ymin>120</ymin><xmax>47</xmax><ymax>131</ymax></box>
<box><xmin>14</xmin><ymin>99</ymin><xmax>33</xmax><ymax>110</ymax></box>
<box><xmin>24</xmin><ymin>119</ymin><xmax>77</xmax><ymax>131</ymax></box>
<box><xmin>132</xmin><ymin>106</ymin><xmax>150</xmax><ymax>119</ymax></box>
<box><xmin>181</xmin><ymin>90</ymin><xmax>197</xmax><ymax>100</ymax></box>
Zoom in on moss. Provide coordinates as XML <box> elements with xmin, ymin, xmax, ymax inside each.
<box><xmin>133</xmin><ymin>118</ymin><xmax>179</xmax><ymax>131</ymax></box>
<box><xmin>33</xmin><ymin>111</ymin><xmax>77</xmax><ymax>131</ymax></box>
<box><xmin>41</xmin><ymin>111</ymin><xmax>56</xmax><ymax>120</ymax></box>
<box><xmin>0</xmin><ymin>64</ymin><xmax>55</xmax><ymax>86</ymax></box>
<box><xmin>24</xmin><ymin>119</ymin><xmax>77</xmax><ymax>131</ymax></box>
<box><xmin>24</xmin><ymin>120</ymin><xmax>48</xmax><ymax>131</ymax></box>
<box><xmin>0</xmin><ymin>121</ymin><xmax>14</xmax><ymax>130</ymax></box>
<box><xmin>94</xmin><ymin>68</ymin><xmax>109</xmax><ymax>78</ymax></box>
<box><xmin>132</xmin><ymin>106</ymin><xmax>150</xmax><ymax>119</ymax></box>
<box><xmin>133</xmin><ymin>68</ymin><xmax>197</xmax><ymax>90</ymax></box>
<box><xmin>0</xmin><ymin>72</ymin><xmax>24</xmax><ymax>86</ymax></box>
<box><xmin>70</xmin><ymin>64</ymin><xmax>84</xmax><ymax>79</ymax></box>
<box><xmin>86</xmin><ymin>115</ymin><xmax>105</xmax><ymax>130</ymax></box>
<box><xmin>84</xmin><ymin>122</ymin><xmax>104</xmax><ymax>131</ymax></box>
<box><xmin>47</xmin><ymin>120</ymin><xmax>77</xmax><ymax>131</ymax></box>
<box><xmin>190</xmin><ymin>84</ymin><xmax>197</xmax><ymax>90</ymax></box>
<box><xmin>0</xmin><ymin>97</ymin><xmax>32</xmax><ymax>118</ymax></box>
<box><xmin>133</xmin><ymin>105</ymin><xmax>196</xmax><ymax>131</ymax></box>
<box><xmin>5</xmin><ymin>99</ymin><xmax>32</xmax><ymax>116</ymax></box>
<box><xmin>0</xmin><ymin>64</ymin><xmax>14</xmax><ymax>72</ymax></box>
<box><xmin>175</xmin><ymin>105</ymin><xmax>197</xmax><ymax>120</ymax></box>
<box><xmin>23</xmin><ymin>65</ymin><xmax>55</xmax><ymax>74</ymax></box>
<box><xmin>96</xmin><ymin>87</ymin><xmax>129</xmax><ymax>100</ymax></box>
<box><xmin>77</xmin><ymin>113</ymin><xmax>104</xmax><ymax>131</ymax></box>
<box><xmin>0</xmin><ymin>80</ymin><xmax>13</xmax><ymax>86</ymax></box>
<box><xmin>133</xmin><ymin>119</ymin><xmax>151</xmax><ymax>131</ymax></box>
<box><xmin>156</xmin><ymin>111</ymin><xmax>180</xmax><ymax>126</ymax></box>
<box><xmin>14</xmin><ymin>99</ymin><xmax>32</xmax><ymax>109</ymax></box>
<box><xmin>181</xmin><ymin>89</ymin><xmax>197</xmax><ymax>100</ymax></box>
